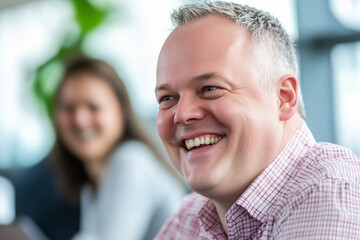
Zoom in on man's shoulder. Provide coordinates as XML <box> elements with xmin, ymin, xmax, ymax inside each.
<box><xmin>270</xmin><ymin>143</ymin><xmax>360</xmax><ymax>238</ymax></box>
<box><xmin>275</xmin><ymin>142</ymin><xmax>360</xmax><ymax>210</ymax></box>
<box><xmin>310</xmin><ymin>142</ymin><xmax>358</xmax><ymax>162</ymax></box>
<box><xmin>300</xmin><ymin>142</ymin><xmax>360</xmax><ymax>183</ymax></box>
<box><xmin>276</xmin><ymin>142</ymin><xmax>360</xmax><ymax>210</ymax></box>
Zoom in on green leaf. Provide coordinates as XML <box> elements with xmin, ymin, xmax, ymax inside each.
<box><xmin>72</xmin><ymin>0</ymin><xmax>111</xmax><ymax>34</ymax></box>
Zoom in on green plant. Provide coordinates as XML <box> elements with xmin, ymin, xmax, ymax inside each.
<box><xmin>32</xmin><ymin>0</ymin><xmax>113</xmax><ymax>122</ymax></box>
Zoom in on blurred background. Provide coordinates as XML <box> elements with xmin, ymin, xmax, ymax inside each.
<box><xmin>0</xmin><ymin>0</ymin><xmax>359</xmax><ymax>237</ymax></box>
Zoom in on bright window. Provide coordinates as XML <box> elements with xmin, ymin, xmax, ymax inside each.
<box><xmin>331</xmin><ymin>42</ymin><xmax>360</xmax><ymax>156</ymax></box>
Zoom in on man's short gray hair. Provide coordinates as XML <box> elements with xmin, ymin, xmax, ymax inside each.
<box><xmin>171</xmin><ymin>1</ymin><xmax>305</xmax><ymax>118</ymax></box>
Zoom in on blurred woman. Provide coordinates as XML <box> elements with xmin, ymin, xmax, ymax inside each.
<box><xmin>51</xmin><ymin>58</ymin><xmax>185</xmax><ymax>240</ymax></box>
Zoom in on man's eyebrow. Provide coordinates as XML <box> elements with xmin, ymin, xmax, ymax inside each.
<box><xmin>155</xmin><ymin>72</ymin><xmax>217</xmax><ymax>93</ymax></box>
<box><xmin>155</xmin><ymin>84</ymin><xmax>171</xmax><ymax>93</ymax></box>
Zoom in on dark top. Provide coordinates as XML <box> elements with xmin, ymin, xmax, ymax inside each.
<box><xmin>4</xmin><ymin>158</ymin><xmax>80</xmax><ymax>240</ymax></box>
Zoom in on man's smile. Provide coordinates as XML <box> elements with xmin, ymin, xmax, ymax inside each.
<box><xmin>184</xmin><ymin>134</ymin><xmax>222</xmax><ymax>151</ymax></box>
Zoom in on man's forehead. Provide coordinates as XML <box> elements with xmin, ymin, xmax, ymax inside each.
<box><xmin>158</xmin><ymin>17</ymin><xmax>249</xmax><ymax>67</ymax></box>
<box><xmin>163</xmin><ymin>15</ymin><xmax>240</xmax><ymax>47</ymax></box>
<box><xmin>156</xmin><ymin>14</ymin><xmax>256</xmax><ymax>92</ymax></box>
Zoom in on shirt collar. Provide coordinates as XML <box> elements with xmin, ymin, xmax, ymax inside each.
<box><xmin>198</xmin><ymin>198</ymin><xmax>222</xmax><ymax>231</ymax></box>
<box><xmin>235</xmin><ymin>120</ymin><xmax>316</xmax><ymax>223</ymax></box>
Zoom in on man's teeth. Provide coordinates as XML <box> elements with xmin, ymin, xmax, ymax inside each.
<box><xmin>185</xmin><ymin>136</ymin><xmax>222</xmax><ymax>151</ymax></box>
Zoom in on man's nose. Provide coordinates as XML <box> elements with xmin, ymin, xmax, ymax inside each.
<box><xmin>173</xmin><ymin>96</ymin><xmax>205</xmax><ymax>125</ymax></box>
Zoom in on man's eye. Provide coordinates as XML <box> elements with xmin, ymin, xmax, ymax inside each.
<box><xmin>160</xmin><ymin>96</ymin><xmax>174</xmax><ymax>102</ymax></box>
<box><xmin>200</xmin><ymin>86</ymin><xmax>225</xmax><ymax>99</ymax></box>
<box><xmin>158</xmin><ymin>95</ymin><xmax>177</xmax><ymax>110</ymax></box>
<box><xmin>202</xmin><ymin>86</ymin><xmax>218</xmax><ymax>92</ymax></box>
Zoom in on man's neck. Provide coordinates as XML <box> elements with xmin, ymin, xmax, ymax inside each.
<box><xmin>210</xmin><ymin>116</ymin><xmax>303</xmax><ymax>236</ymax></box>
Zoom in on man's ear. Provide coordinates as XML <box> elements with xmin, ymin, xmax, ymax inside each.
<box><xmin>277</xmin><ymin>74</ymin><xmax>298</xmax><ymax>121</ymax></box>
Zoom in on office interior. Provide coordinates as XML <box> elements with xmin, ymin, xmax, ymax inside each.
<box><xmin>0</xmin><ymin>0</ymin><xmax>359</xmax><ymax>239</ymax></box>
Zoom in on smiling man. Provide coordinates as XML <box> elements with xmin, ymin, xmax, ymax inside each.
<box><xmin>154</xmin><ymin>1</ymin><xmax>360</xmax><ymax>239</ymax></box>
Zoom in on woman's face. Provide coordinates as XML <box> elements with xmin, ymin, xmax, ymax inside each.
<box><xmin>56</xmin><ymin>72</ymin><xmax>124</xmax><ymax>163</ymax></box>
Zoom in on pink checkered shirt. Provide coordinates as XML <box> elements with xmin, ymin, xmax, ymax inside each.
<box><xmin>155</xmin><ymin>121</ymin><xmax>360</xmax><ymax>239</ymax></box>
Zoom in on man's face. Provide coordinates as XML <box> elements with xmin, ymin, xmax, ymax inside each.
<box><xmin>156</xmin><ymin>15</ymin><xmax>283</xmax><ymax>198</ymax></box>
